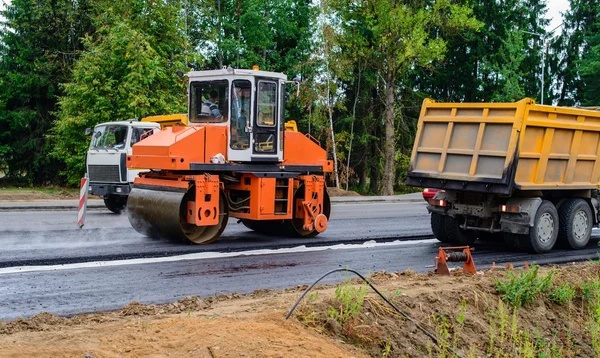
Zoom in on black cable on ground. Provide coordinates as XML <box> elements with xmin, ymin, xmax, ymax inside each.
<box><xmin>285</xmin><ymin>268</ymin><xmax>464</xmax><ymax>358</ymax></box>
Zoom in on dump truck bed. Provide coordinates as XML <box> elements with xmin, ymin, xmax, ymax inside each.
<box><xmin>406</xmin><ymin>98</ymin><xmax>600</xmax><ymax>194</ymax></box>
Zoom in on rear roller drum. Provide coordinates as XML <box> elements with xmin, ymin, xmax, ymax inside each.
<box><xmin>127</xmin><ymin>186</ymin><xmax>228</xmax><ymax>244</ymax></box>
<box><xmin>284</xmin><ymin>186</ymin><xmax>331</xmax><ymax>238</ymax></box>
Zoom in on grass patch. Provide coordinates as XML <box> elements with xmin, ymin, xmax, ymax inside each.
<box><xmin>549</xmin><ymin>283</ymin><xmax>576</xmax><ymax>305</ymax></box>
<box><xmin>495</xmin><ymin>265</ymin><xmax>554</xmax><ymax>308</ymax></box>
<box><xmin>0</xmin><ymin>186</ymin><xmax>79</xmax><ymax>200</ymax></box>
<box><xmin>328</xmin><ymin>281</ymin><xmax>369</xmax><ymax>325</ymax></box>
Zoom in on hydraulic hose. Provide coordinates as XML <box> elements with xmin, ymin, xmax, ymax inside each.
<box><xmin>285</xmin><ymin>268</ymin><xmax>464</xmax><ymax>358</ymax></box>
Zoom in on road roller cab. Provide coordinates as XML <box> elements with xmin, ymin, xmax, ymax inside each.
<box><xmin>126</xmin><ymin>68</ymin><xmax>333</xmax><ymax>244</ymax></box>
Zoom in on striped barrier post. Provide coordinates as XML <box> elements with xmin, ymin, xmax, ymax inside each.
<box><xmin>78</xmin><ymin>175</ymin><xmax>89</xmax><ymax>228</ymax></box>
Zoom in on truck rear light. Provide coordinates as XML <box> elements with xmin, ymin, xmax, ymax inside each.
<box><xmin>428</xmin><ymin>199</ymin><xmax>447</xmax><ymax>207</ymax></box>
<box><xmin>499</xmin><ymin>204</ymin><xmax>520</xmax><ymax>213</ymax></box>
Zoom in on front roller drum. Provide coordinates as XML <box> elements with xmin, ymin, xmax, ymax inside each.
<box><xmin>127</xmin><ymin>186</ymin><xmax>228</xmax><ymax>244</ymax></box>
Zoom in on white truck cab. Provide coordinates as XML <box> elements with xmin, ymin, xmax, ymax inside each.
<box><xmin>86</xmin><ymin>121</ymin><xmax>160</xmax><ymax>213</ymax></box>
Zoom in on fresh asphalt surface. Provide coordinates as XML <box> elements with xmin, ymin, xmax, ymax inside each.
<box><xmin>1</xmin><ymin>200</ymin><xmax>599</xmax><ymax>320</ymax></box>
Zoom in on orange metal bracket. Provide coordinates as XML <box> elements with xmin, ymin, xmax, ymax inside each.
<box><xmin>297</xmin><ymin>175</ymin><xmax>327</xmax><ymax>233</ymax></box>
<box><xmin>434</xmin><ymin>246</ymin><xmax>476</xmax><ymax>275</ymax></box>
<box><xmin>186</xmin><ymin>174</ymin><xmax>220</xmax><ymax>226</ymax></box>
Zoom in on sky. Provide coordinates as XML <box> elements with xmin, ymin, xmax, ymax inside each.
<box><xmin>546</xmin><ymin>0</ymin><xmax>570</xmax><ymax>34</ymax></box>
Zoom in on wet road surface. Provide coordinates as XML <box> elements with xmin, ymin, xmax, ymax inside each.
<box><xmin>0</xmin><ymin>201</ymin><xmax>599</xmax><ymax>320</ymax></box>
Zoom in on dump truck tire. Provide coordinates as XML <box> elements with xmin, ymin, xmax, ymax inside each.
<box><xmin>520</xmin><ymin>200</ymin><xmax>558</xmax><ymax>254</ymax></box>
<box><xmin>557</xmin><ymin>198</ymin><xmax>592</xmax><ymax>250</ymax></box>
<box><xmin>430</xmin><ymin>213</ymin><xmax>451</xmax><ymax>243</ymax></box>
<box><xmin>444</xmin><ymin>216</ymin><xmax>477</xmax><ymax>245</ymax></box>
<box><xmin>104</xmin><ymin>195</ymin><xmax>126</xmax><ymax>214</ymax></box>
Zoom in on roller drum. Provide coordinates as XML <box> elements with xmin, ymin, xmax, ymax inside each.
<box><xmin>127</xmin><ymin>188</ymin><xmax>188</xmax><ymax>242</ymax></box>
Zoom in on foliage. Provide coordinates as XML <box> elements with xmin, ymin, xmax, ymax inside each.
<box><xmin>1</xmin><ymin>0</ymin><xmax>597</xmax><ymax>190</ymax></box>
<box><xmin>189</xmin><ymin>0</ymin><xmax>314</xmax><ymax>74</ymax></box>
<box><xmin>51</xmin><ymin>1</ymin><xmax>187</xmax><ymax>185</ymax></box>
<box><xmin>578</xmin><ymin>13</ymin><xmax>600</xmax><ymax>106</ymax></box>
<box><xmin>0</xmin><ymin>0</ymin><xmax>94</xmax><ymax>184</ymax></box>
<box><xmin>495</xmin><ymin>266</ymin><xmax>555</xmax><ymax>308</ymax></box>
<box><xmin>326</xmin><ymin>0</ymin><xmax>481</xmax><ymax>195</ymax></box>
<box><xmin>327</xmin><ymin>281</ymin><xmax>369</xmax><ymax>325</ymax></box>
<box><xmin>548</xmin><ymin>282</ymin><xmax>576</xmax><ymax>305</ymax></box>
<box><xmin>553</xmin><ymin>0</ymin><xmax>600</xmax><ymax>106</ymax></box>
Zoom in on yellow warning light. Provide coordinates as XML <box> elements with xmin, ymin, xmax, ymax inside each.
<box><xmin>252</xmin><ymin>65</ymin><xmax>259</xmax><ymax>71</ymax></box>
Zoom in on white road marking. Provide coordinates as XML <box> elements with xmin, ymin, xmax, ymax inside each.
<box><xmin>0</xmin><ymin>239</ymin><xmax>437</xmax><ymax>275</ymax></box>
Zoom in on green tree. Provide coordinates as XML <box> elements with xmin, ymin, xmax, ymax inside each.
<box><xmin>493</xmin><ymin>30</ymin><xmax>527</xmax><ymax>102</ymax></box>
<box><xmin>554</xmin><ymin>0</ymin><xmax>600</xmax><ymax>106</ymax></box>
<box><xmin>190</xmin><ymin>0</ymin><xmax>314</xmax><ymax>74</ymax></box>
<box><xmin>52</xmin><ymin>1</ymin><xmax>187</xmax><ymax>185</ymax></box>
<box><xmin>414</xmin><ymin>0</ymin><xmax>549</xmax><ymax>103</ymax></box>
<box><xmin>0</xmin><ymin>0</ymin><xmax>93</xmax><ymax>184</ymax></box>
<box><xmin>578</xmin><ymin>5</ymin><xmax>600</xmax><ymax>105</ymax></box>
<box><xmin>329</xmin><ymin>0</ymin><xmax>480</xmax><ymax>195</ymax></box>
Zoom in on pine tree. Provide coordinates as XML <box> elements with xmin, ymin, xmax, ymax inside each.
<box><xmin>0</xmin><ymin>0</ymin><xmax>93</xmax><ymax>184</ymax></box>
<box><xmin>52</xmin><ymin>0</ymin><xmax>187</xmax><ymax>185</ymax></box>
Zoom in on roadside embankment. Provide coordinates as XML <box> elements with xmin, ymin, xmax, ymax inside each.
<box><xmin>1</xmin><ymin>262</ymin><xmax>599</xmax><ymax>357</ymax></box>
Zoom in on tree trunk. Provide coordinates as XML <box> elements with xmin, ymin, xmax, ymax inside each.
<box><xmin>381</xmin><ymin>70</ymin><xmax>395</xmax><ymax>196</ymax></box>
<box><xmin>358</xmin><ymin>163</ymin><xmax>367</xmax><ymax>191</ymax></box>
<box><xmin>346</xmin><ymin>64</ymin><xmax>361</xmax><ymax>191</ymax></box>
<box><xmin>369</xmin><ymin>124</ymin><xmax>380</xmax><ymax>194</ymax></box>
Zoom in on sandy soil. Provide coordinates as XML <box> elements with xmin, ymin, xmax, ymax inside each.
<box><xmin>1</xmin><ymin>263</ymin><xmax>599</xmax><ymax>357</ymax></box>
<box><xmin>327</xmin><ymin>187</ymin><xmax>361</xmax><ymax>197</ymax></box>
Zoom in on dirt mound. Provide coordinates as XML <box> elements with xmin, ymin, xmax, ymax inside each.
<box><xmin>327</xmin><ymin>187</ymin><xmax>361</xmax><ymax>197</ymax></box>
<box><xmin>1</xmin><ymin>263</ymin><xmax>600</xmax><ymax>357</ymax></box>
<box><xmin>295</xmin><ymin>264</ymin><xmax>600</xmax><ymax>357</ymax></box>
<box><xmin>0</xmin><ymin>312</ymin><xmax>66</xmax><ymax>334</ymax></box>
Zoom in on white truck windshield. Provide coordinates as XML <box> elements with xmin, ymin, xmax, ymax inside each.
<box><xmin>90</xmin><ymin>125</ymin><xmax>128</xmax><ymax>150</ymax></box>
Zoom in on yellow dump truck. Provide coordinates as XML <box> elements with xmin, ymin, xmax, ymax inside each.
<box><xmin>406</xmin><ymin>98</ymin><xmax>600</xmax><ymax>253</ymax></box>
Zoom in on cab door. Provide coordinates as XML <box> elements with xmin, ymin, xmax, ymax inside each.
<box><xmin>252</xmin><ymin>80</ymin><xmax>282</xmax><ymax>161</ymax></box>
<box><xmin>228</xmin><ymin>79</ymin><xmax>254</xmax><ymax>162</ymax></box>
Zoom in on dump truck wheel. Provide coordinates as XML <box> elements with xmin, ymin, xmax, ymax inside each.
<box><xmin>444</xmin><ymin>217</ymin><xmax>477</xmax><ymax>245</ymax></box>
<box><xmin>430</xmin><ymin>213</ymin><xmax>450</xmax><ymax>243</ymax></box>
<box><xmin>557</xmin><ymin>198</ymin><xmax>592</xmax><ymax>250</ymax></box>
<box><xmin>104</xmin><ymin>195</ymin><xmax>126</xmax><ymax>214</ymax></box>
<box><xmin>520</xmin><ymin>200</ymin><xmax>558</xmax><ymax>254</ymax></box>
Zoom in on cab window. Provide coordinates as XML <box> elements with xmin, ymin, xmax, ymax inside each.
<box><xmin>131</xmin><ymin>127</ymin><xmax>156</xmax><ymax>146</ymax></box>
<box><xmin>190</xmin><ymin>80</ymin><xmax>229</xmax><ymax>123</ymax></box>
<box><xmin>256</xmin><ymin>81</ymin><xmax>277</xmax><ymax>127</ymax></box>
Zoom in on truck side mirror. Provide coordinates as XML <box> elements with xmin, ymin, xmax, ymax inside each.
<box><xmin>84</xmin><ymin>128</ymin><xmax>92</xmax><ymax>135</ymax></box>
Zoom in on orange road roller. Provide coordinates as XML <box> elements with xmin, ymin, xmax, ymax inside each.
<box><xmin>126</xmin><ymin>68</ymin><xmax>333</xmax><ymax>244</ymax></box>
